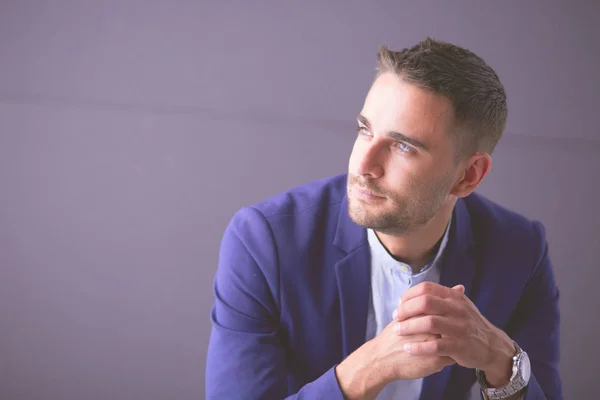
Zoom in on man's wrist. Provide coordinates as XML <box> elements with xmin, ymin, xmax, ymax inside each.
<box><xmin>334</xmin><ymin>341</ymin><xmax>388</xmax><ymax>400</ymax></box>
<box><xmin>482</xmin><ymin>332</ymin><xmax>516</xmax><ymax>387</ymax></box>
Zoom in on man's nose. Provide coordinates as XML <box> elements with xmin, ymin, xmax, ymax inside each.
<box><xmin>356</xmin><ymin>140</ymin><xmax>384</xmax><ymax>178</ymax></box>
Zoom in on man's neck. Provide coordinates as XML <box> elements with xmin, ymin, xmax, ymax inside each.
<box><xmin>375</xmin><ymin>201</ymin><xmax>455</xmax><ymax>271</ymax></box>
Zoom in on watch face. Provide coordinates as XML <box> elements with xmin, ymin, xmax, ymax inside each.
<box><xmin>520</xmin><ymin>352</ymin><xmax>531</xmax><ymax>383</ymax></box>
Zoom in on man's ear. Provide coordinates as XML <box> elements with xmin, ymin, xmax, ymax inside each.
<box><xmin>450</xmin><ymin>153</ymin><xmax>492</xmax><ymax>198</ymax></box>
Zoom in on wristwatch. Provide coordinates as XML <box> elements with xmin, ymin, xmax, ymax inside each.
<box><xmin>476</xmin><ymin>341</ymin><xmax>530</xmax><ymax>399</ymax></box>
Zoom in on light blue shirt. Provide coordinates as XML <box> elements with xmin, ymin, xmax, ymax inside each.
<box><xmin>365</xmin><ymin>220</ymin><xmax>451</xmax><ymax>400</ymax></box>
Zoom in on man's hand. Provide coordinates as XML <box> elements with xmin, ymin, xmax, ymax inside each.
<box><xmin>391</xmin><ymin>282</ymin><xmax>516</xmax><ymax>387</ymax></box>
<box><xmin>335</xmin><ymin>323</ymin><xmax>455</xmax><ymax>400</ymax></box>
<box><xmin>371</xmin><ymin>322</ymin><xmax>456</xmax><ymax>381</ymax></box>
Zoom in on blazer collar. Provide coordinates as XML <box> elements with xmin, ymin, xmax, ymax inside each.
<box><xmin>332</xmin><ymin>194</ymin><xmax>370</xmax><ymax>356</ymax></box>
<box><xmin>333</xmin><ymin>194</ymin><xmax>366</xmax><ymax>254</ymax></box>
<box><xmin>421</xmin><ymin>196</ymin><xmax>478</xmax><ymax>400</ymax></box>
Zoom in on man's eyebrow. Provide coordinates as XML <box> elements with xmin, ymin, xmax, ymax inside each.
<box><xmin>356</xmin><ymin>114</ymin><xmax>429</xmax><ymax>151</ymax></box>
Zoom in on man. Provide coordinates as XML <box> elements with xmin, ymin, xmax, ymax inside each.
<box><xmin>205</xmin><ymin>38</ymin><xmax>561</xmax><ymax>399</ymax></box>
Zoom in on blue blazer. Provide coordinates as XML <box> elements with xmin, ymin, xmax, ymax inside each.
<box><xmin>206</xmin><ymin>174</ymin><xmax>561</xmax><ymax>399</ymax></box>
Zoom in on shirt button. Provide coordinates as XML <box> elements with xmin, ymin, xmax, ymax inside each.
<box><xmin>400</xmin><ymin>265</ymin><xmax>410</xmax><ymax>273</ymax></box>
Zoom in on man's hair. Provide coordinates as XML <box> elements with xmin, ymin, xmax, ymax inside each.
<box><xmin>376</xmin><ymin>37</ymin><xmax>507</xmax><ymax>157</ymax></box>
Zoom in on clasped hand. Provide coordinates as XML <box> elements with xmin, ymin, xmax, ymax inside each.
<box><xmin>376</xmin><ymin>282</ymin><xmax>511</xmax><ymax>382</ymax></box>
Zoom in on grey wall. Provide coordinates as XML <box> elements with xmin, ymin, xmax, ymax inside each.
<box><xmin>1</xmin><ymin>1</ymin><xmax>598</xmax><ymax>399</ymax></box>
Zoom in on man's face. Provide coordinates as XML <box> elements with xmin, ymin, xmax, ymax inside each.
<box><xmin>347</xmin><ymin>72</ymin><xmax>461</xmax><ymax>235</ymax></box>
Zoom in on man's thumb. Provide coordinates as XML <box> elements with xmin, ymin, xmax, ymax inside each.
<box><xmin>451</xmin><ymin>284</ymin><xmax>465</xmax><ymax>294</ymax></box>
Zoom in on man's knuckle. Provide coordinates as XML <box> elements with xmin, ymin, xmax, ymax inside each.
<box><xmin>422</xmin><ymin>282</ymin><xmax>434</xmax><ymax>292</ymax></box>
<box><xmin>430</xmin><ymin>341</ymin><xmax>441</xmax><ymax>352</ymax></box>
<box><xmin>414</xmin><ymin>283</ymin><xmax>426</xmax><ymax>296</ymax></box>
<box><xmin>426</xmin><ymin>316</ymin><xmax>437</xmax><ymax>330</ymax></box>
<box><xmin>421</xmin><ymin>295</ymin><xmax>432</xmax><ymax>310</ymax></box>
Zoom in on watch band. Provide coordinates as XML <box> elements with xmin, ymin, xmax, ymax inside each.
<box><xmin>476</xmin><ymin>341</ymin><xmax>529</xmax><ymax>399</ymax></box>
<box><xmin>480</xmin><ymin>389</ymin><xmax>526</xmax><ymax>400</ymax></box>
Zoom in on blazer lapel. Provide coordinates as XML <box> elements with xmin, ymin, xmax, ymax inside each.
<box><xmin>420</xmin><ymin>197</ymin><xmax>478</xmax><ymax>400</ymax></box>
<box><xmin>333</xmin><ymin>195</ymin><xmax>371</xmax><ymax>358</ymax></box>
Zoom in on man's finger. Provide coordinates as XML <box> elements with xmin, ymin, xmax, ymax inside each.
<box><xmin>398</xmin><ymin>282</ymin><xmax>463</xmax><ymax>310</ymax></box>
<box><xmin>452</xmin><ymin>284</ymin><xmax>465</xmax><ymax>294</ymax></box>
<box><xmin>393</xmin><ymin>315</ymin><xmax>462</xmax><ymax>337</ymax></box>
<box><xmin>394</xmin><ymin>294</ymin><xmax>456</xmax><ymax>322</ymax></box>
<box><xmin>402</xmin><ymin>338</ymin><xmax>457</xmax><ymax>357</ymax></box>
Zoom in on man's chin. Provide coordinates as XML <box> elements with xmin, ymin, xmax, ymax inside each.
<box><xmin>349</xmin><ymin>215</ymin><xmax>393</xmax><ymax>232</ymax></box>
<box><xmin>348</xmin><ymin>201</ymin><xmax>413</xmax><ymax>233</ymax></box>
<box><xmin>348</xmin><ymin>205</ymin><xmax>385</xmax><ymax>229</ymax></box>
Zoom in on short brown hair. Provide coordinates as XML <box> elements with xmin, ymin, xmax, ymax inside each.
<box><xmin>376</xmin><ymin>37</ymin><xmax>507</xmax><ymax>157</ymax></box>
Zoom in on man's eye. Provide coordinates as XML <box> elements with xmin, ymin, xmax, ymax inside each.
<box><xmin>397</xmin><ymin>142</ymin><xmax>412</xmax><ymax>153</ymax></box>
<box><xmin>357</xmin><ymin>126</ymin><xmax>371</xmax><ymax>136</ymax></box>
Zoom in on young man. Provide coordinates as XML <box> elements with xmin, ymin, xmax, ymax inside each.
<box><xmin>205</xmin><ymin>38</ymin><xmax>561</xmax><ymax>400</ymax></box>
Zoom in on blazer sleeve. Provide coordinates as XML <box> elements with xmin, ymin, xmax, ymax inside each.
<box><xmin>504</xmin><ymin>221</ymin><xmax>562</xmax><ymax>399</ymax></box>
<box><xmin>205</xmin><ymin>207</ymin><xmax>345</xmax><ymax>399</ymax></box>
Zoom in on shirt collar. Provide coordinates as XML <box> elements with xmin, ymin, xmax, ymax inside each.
<box><xmin>367</xmin><ymin>215</ymin><xmax>452</xmax><ymax>276</ymax></box>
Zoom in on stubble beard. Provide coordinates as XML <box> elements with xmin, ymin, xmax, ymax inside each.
<box><xmin>346</xmin><ymin>174</ymin><xmax>452</xmax><ymax>235</ymax></box>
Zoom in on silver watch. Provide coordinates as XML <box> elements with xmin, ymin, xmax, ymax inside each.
<box><xmin>476</xmin><ymin>341</ymin><xmax>531</xmax><ymax>399</ymax></box>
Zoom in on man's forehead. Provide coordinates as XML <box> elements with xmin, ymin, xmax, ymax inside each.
<box><xmin>362</xmin><ymin>74</ymin><xmax>454</xmax><ymax>139</ymax></box>
<box><xmin>366</xmin><ymin>73</ymin><xmax>452</xmax><ymax>115</ymax></box>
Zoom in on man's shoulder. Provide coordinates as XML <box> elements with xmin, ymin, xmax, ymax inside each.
<box><xmin>464</xmin><ymin>192</ymin><xmax>546</xmax><ymax>255</ymax></box>
<box><xmin>465</xmin><ymin>192</ymin><xmax>534</xmax><ymax>229</ymax></box>
<box><xmin>249</xmin><ymin>173</ymin><xmax>348</xmax><ymax>219</ymax></box>
<box><xmin>225</xmin><ymin>174</ymin><xmax>347</xmax><ymax>261</ymax></box>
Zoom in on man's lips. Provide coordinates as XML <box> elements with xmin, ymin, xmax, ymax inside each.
<box><xmin>353</xmin><ymin>186</ymin><xmax>386</xmax><ymax>199</ymax></box>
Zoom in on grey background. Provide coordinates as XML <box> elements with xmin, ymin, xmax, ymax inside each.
<box><xmin>1</xmin><ymin>1</ymin><xmax>598</xmax><ymax>399</ymax></box>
